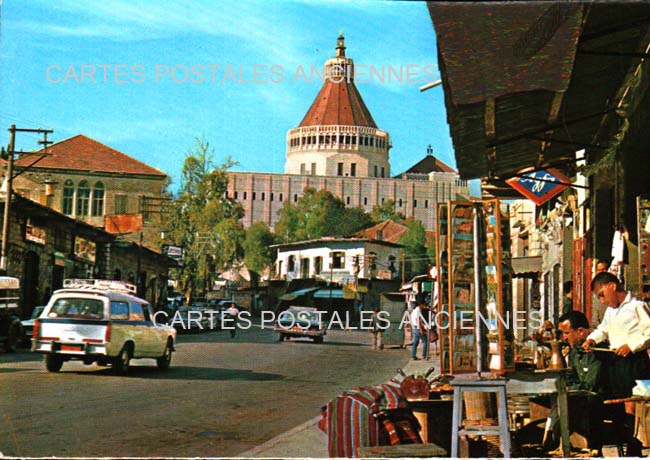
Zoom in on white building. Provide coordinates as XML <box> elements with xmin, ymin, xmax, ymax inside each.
<box><xmin>272</xmin><ymin>237</ymin><xmax>402</xmax><ymax>283</ymax></box>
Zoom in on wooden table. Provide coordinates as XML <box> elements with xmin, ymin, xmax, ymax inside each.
<box><xmin>506</xmin><ymin>369</ymin><xmax>570</xmax><ymax>457</ymax></box>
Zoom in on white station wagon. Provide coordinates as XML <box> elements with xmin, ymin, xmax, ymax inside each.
<box><xmin>32</xmin><ymin>279</ymin><xmax>177</xmax><ymax>374</ymax></box>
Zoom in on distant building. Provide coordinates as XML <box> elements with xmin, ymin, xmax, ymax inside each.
<box><xmin>228</xmin><ymin>35</ymin><xmax>469</xmax><ymax>231</ymax></box>
<box><xmin>272</xmin><ymin>236</ymin><xmax>402</xmax><ymax>283</ymax></box>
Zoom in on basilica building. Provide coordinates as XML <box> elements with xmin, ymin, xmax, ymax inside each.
<box><xmin>227</xmin><ymin>35</ymin><xmax>469</xmax><ymax>231</ymax></box>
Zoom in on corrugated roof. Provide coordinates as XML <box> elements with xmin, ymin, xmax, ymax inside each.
<box><xmin>15</xmin><ymin>134</ymin><xmax>166</xmax><ymax>177</ymax></box>
<box><xmin>355</xmin><ymin>220</ymin><xmax>408</xmax><ymax>244</ymax></box>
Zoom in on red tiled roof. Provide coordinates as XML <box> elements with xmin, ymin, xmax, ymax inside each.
<box><xmin>355</xmin><ymin>220</ymin><xmax>408</xmax><ymax>244</ymax></box>
<box><xmin>14</xmin><ymin>134</ymin><xmax>166</xmax><ymax>177</ymax></box>
<box><xmin>397</xmin><ymin>154</ymin><xmax>457</xmax><ymax>176</ymax></box>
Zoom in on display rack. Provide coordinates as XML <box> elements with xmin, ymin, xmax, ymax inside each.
<box><xmin>436</xmin><ymin>199</ymin><xmax>514</xmax><ymax>375</ymax></box>
<box><xmin>637</xmin><ymin>195</ymin><xmax>650</xmax><ymax>300</ymax></box>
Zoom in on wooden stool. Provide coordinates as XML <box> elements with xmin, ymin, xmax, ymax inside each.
<box><xmin>451</xmin><ymin>378</ymin><xmax>511</xmax><ymax>458</ymax></box>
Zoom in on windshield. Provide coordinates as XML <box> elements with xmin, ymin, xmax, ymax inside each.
<box><xmin>48</xmin><ymin>298</ymin><xmax>105</xmax><ymax>319</ymax></box>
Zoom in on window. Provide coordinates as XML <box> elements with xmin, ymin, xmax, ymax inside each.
<box><xmin>314</xmin><ymin>256</ymin><xmax>323</xmax><ymax>275</ymax></box>
<box><xmin>425</xmin><ymin>200</ymin><xmax>428</xmax><ymax>209</ymax></box>
<box><xmin>363</xmin><ymin>197</ymin><xmax>368</xmax><ymax>205</ymax></box>
<box><xmin>381</xmin><ymin>167</ymin><xmax>385</xmax><ymax>178</ymax></box>
<box><xmin>279</xmin><ymin>193</ymin><xmax>283</xmax><ymax>202</ymax></box>
<box><xmin>330</xmin><ymin>251</ymin><xmax>345</xmax><ymax>269</ymax></box>
<box><xmin>270</xmin><ymin>193</ymin><xmax>274</xmax><ymax>201</ymax></box>
<box><xmin>62</xmin><ymin>180</ymin><xmax>74</xmax><ymax>215</ymax></box>
<box><xmin>234</xmin><ymin>191</ymin><xmax>238</xmax><ymax>199</ymax></box>
<box><xmin>288</xmin><ymin>255</ymin><xmax>296</xmax><ymax>272</ymax></box>
<box><xmin>300</xmin><ymin>163</ymin><xmax>306</xmax><ymax>175</ymax></box>
<box><xmin>346</xmin><ymin>197</ymin><xmax>350</xmax><ymax>205</ymax></box>
<box><xmin>374</xmin><ymin>165</ymin><xmax>378</xmax><ymax>177</ymax></box>
<box><xmin>110</xmin><ymin>301</ymin><xmax>129</xmax><ymax>320</ymax></box>
<box><xmin>398</xmin><ymin>199</ymin><xmax>403</xmax><ymax>207</ymax></box>
<box><xmin>413</xmin><ymin>200</ymin><xmax>417</xmax><ymax>208</ymax></box>
<box><xmin>337</xmin><ymin>162</ymin><xmax>344</xmax><ymax>176</ymax></box>
<box><xmin>350</xmin><ymin>163</ymin><xmax>356</xmax><ymax>177</ymax></box>
<box><xmin>261</xmin><ymin>192</ymin><xmax>265</xmax><ymax>201</ymax></box>
<box><xmin>76</xmin><ymin>181</ymin><xmax>90</xmax><ymax>216</ymax></box>
<box><xmin>91</xmin><ymin>182</ymin><xmax>104</xmax><ymax>217</ymax></box>
<box><xmin>311</xmin><ymin>163</ymin><xmax>316</xmax><ymax>175</ymax></box>
<box><xmin>253</xmin><ymin>192</ymin><xmax>256</xmax><ymax>200</ymax></box>
<box><xmin>129</xmin><ymin>302</ymin><xmax>144</xmax><ymax>321</ymax></box>
<box><xmin>294</xmin><ymin>194</ymin><xmax>298</xmax><ymax>202</ymax></box>
<box><xmin>114</xmin><ymin>194</ymin><xmax>128</xmax><ymax>214</ymax></box>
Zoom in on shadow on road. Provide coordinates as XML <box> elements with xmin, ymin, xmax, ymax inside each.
<box><xmin>0</xmin><ymin>350</ymin><xmax>43</xmax><ymax>364</ymax></box>
<box><xmin>72</xmin><ymin>365</ymin><xmax>285</xmax><ymax>381</ymax></box>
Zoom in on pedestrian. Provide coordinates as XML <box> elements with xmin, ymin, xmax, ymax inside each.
<box><xmin>224</xmin><ymin>302</ymin><xmax>239</xmax><ymax>338</ymax></box>
<box><xmin>591</xmin><ymin>259</ymin><xmax>609</xmax><ymax>327</ymax></box>
<box><xmin>370</xmin><ymin>307</ymin><xmax>384</xmax><ymax>350</ymax></box>
<box><xmin>410</xmin><ymin>297</ymin><xmax>429</xmax><ymax>361</ymax></box>
<box><xmin>583</xmin><ymin>271</ymin><xmax>650</xmax><ymax>456</ymax></box>
<box><xmin>562</xmin><ymin>280</ymin><xmax>573</xmax><ymax>316</ymax></box>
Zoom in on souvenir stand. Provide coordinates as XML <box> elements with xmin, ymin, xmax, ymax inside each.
<box><xmin>637</xmin><ymin>195</ymin><xmax>650</xmax><ymax>300</ymax></box>
<box><xmin>435</xmin><ymin>199</ymin><xmax>514</xmax><ymax>375</ymax></box>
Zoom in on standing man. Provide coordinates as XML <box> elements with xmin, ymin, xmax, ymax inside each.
<box><xmin>591</xmin><ymin>260</ymin><xmax>609</xmax><ymax>328</ymax></box>
<box><xmin>224</xmin><ymin>302</ymin><xmax>239</xmax><ymax>338</ymax></box>
<box><xmin>584</xmin><ymin>271</ymin><xmax>650</xmax><ymax>455</ymax></box>
<box><xmin>370</xmin><ymin>307</ymin><xmax>384</xmax><ymax>350</ymax></box>
<box><xmin>410</xmin><ymin>297</ymin><xmax>429</xmax><ymax>361</ymax></box>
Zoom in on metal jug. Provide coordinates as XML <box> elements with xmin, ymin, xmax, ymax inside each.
<box><xmin>534</xmin><ymin>344</ymin><xmax>547</xmax><ymax>369</ymax></box>
<box><xmin>548</xmin><ymin>340</ymin><xmax>566</xmax><ymax>370</ymax></box>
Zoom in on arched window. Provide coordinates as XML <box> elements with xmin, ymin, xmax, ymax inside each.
<box><xmin>76</xmin><ymin>180</ymin><xmax>90</xmax><ymax>216</ymax></box>
<box><xmin>62</xmin><ymin>179</ymin><xmax>74</xmax><ymax>215</ymax></box>
<box><xmin>288</xmin><ymin>255</ymin><xmax>296</xmax><ymax>272</ymax></box>
<box><xmin>91</xmin><ymin>182</ymin><xmax>104</xmax><ymax>217</ymax></box>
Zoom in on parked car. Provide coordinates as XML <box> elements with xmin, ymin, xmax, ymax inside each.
<box><xmin>275</xmin><ymin>306</ymin><xmax>325</xmax><ymax>343</ymax></box>
<box><xmin>21</xmin><ymin>305</ymin><xmax>45</xmax><ymax>346</ymax></box>
<box><xmin>31</xmin><ymin>279</ymin><xmax>177</xmax><ymax>374</ymax></box>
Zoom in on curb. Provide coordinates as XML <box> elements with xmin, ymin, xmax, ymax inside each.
<box><xmin>238</xmin><ymin>415</ymin><xmax>324</xmax><ymax>457</ymax></box>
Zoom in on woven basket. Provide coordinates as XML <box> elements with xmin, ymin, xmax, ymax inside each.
<box><xmin>463</xmin><ymin>392</ymin><xmax>496</xmax><ymax>420</ymax></box>
<box><xmin>461</xmin><ymin>418</ymin><xmax>503</xmax><ymax>457</ymax></box>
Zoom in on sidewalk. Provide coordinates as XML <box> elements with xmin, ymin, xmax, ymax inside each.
<box><xmin>239</xmin><ymin>354</ymin><xmax>438</xmax><ymax>457</ymax></box>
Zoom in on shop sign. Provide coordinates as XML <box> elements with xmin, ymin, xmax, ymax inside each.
<box><xmin>53</xmin><ymin>252</ymin><xmax>66</xmax><ymax>267</ymax></box>
<box><xmin>506</xmin><ymin>168</ymin><xmax>570</xmax><ymax>206</ymax></box>
<box><xmin>25</xmin><ymin>220</ymin><xmax>46</xmax><ymax>245</ymax></box>
<box><xmin>74</xmin><ymin>237</ymin><xmax>96</xmax><ymax>263</ymax></box>
<box><xmin>162</xmin><ymin>244</ymin><xmax>184</xmax><ymax>260</ymax></box>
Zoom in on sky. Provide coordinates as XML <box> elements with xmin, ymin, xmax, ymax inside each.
<box><xmin>0</xmin><ymin>0</ymin><xmax>459</xmax><ymax>193</ymax></box>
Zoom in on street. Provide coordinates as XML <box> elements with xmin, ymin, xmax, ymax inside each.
<box><xmin>0</xmin><ymin>323</ymin><xmax>409</xmax><ymax>457</ymax></box>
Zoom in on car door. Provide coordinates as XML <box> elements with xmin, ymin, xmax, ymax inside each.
<box><xmin>128</xmin><ymin>302</ymin><xmax>148</xmax><ymax>357</ymax></box>
<box><xmin>142</xmin><ymin>304</ymin><xmax>166</xmax><ymax>356</ymax></box>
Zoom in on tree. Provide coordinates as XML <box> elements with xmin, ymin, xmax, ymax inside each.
<box><xmin>274</xmin><ymin>188</ymin><xmax>373</xmax><ymax>242</ymax></box>
<box><xmin>370</xmin><ymin>199</ymin><xmax>405</xmax><ymax>224</ymax></box>
<box><xmin>398</xmin><ymin>218</ymin><xmax>429</xmax><ymax>279</ymax></box>
<box><xmin>168</xmin><ymin>138</ymin><xmax>244</xmax><ymax>299</ymax></box>
<box><xmin>244</xmin><ymin>222</ymin><xmax>277</xmax><ymax>273</ymax></box>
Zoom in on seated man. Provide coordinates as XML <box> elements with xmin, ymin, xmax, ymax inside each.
<box><xmin>542</xmin><ymin>311</ymin><xmax>606</xmax><ymax>452</ymax></box>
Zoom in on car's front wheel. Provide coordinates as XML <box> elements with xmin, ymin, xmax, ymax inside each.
<box><xmin>45</xmin><ymin>354</ymin><xmax>63</xmax><ymax>372</ymax></box>
<box><xmin>113</xmin><ymin>345</ymin><xmax>132</xmax><ymax>375</ymax></box>
<box><xmin>157</xmin><ymin>339</ymin><xmax>173</xmax><ymax>370</ymax></box>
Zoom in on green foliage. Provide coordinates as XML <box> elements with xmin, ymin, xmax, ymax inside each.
<box><xmin>244</xmin><ymin>222</ymin><xmax>277</xmax><ymax>273</ymax></box>
<box><xmin>274</xmin><ymin>188</ymin><xmax>372</xmax><ymax>242</ymax></box>
<box><xmin>168</xmin><ymin>138</ymin><xmax>244</xmax><ymax>298</ymax></box>
<box><xmin>398</xmin><ymin>218</ymin><xmax>429</xmax><ymax>279</ymax></box>
<box><xmin>370</xmin><ymin>199</ymin><xmax>405</xmax><ymax>224</ymax></box>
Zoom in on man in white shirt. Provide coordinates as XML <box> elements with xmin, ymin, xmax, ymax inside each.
<box><xmin>584</xmin><ymin>271</ymin><xmax>650</xmax><ymax>455</ymax></box>
<box><xmin>410</xmin><ymin>298</ymin><xmax>429</xmax><ymax>360</ymax></box>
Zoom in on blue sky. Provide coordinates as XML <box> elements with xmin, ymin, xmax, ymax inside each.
<box><xmin>0</xmin><ymin>0</ymin><xmax>458</xmax><ymax>192</ymax></box>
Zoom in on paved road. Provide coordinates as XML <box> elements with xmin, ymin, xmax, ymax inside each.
<box><xmin>0</xmin><ymin>324</ymin><xmax>409</xmax><ymax>457</ymax></box>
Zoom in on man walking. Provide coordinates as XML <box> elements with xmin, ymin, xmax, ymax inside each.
<box><xmin>410</xmin><ymin>298</ymin><xmax>429</xmax><ymax>360</ymax></box>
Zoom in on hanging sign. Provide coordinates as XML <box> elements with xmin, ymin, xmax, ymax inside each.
<box><xmin>506</xmin><ymin>168</ymin><xmax>570</xmax><ymax>206</ymax></box>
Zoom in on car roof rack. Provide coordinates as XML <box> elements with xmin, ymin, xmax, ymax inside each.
<box><xmin>63</xmin><ymin>278</ymin><xmax>137</xmax><ymax>295</ymax></box>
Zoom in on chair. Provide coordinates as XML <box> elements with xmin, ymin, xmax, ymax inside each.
<box><xmin>451</xmin><ymin>378</ymin><xmax>511</xmax><ymax>458</ymax></box>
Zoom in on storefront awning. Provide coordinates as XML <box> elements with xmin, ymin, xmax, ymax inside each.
<box><xmin>511</xmin><ymin>256</ymin><xmax>543</xmax><ymax>278</ymax></box>
<box><xmin>313</xmin><ymin>288</ymin><xmax>344</xmax><ymax>299</ymax></box>
<box><xmin>279</xmin><ymin>287</ymin><xmax>320</xmax><ymax>301</ymax></box>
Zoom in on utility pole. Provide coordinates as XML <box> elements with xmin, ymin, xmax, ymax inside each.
<box><xmin>0</xmin><ymin>125</ymin><xmax>53</xmax><ymax>274</ymax></box>
<box><xmin>401</xmin><ymin>252</ymin><xmax>405</xmax><ymax>285</ymax></box>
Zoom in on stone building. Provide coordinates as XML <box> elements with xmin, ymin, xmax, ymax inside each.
<box><xmin>228</xmin><ymin>35</ymin><xmax>469</xmax><ymax>231</ymax></box>
<box><xmin>12</xmin><ymin>134</ymin><xmax>169</xmax><ymax>248</ymax></box>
